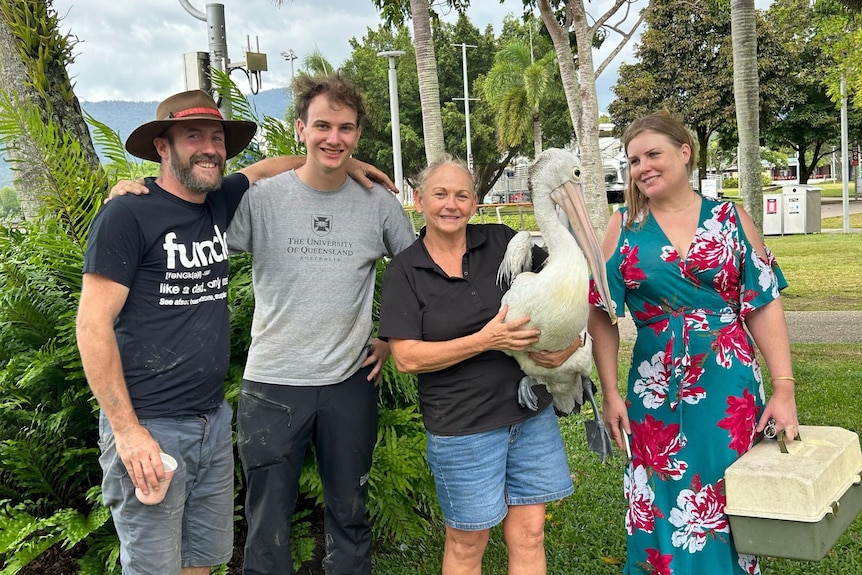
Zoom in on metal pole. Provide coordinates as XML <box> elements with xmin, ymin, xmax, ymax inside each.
<box><xmin>453</xmin><ymin>43</ymin><xmax>477</xmax><ymax>172</ymax></box>
<box><xmin>179</xmin><ymin>1</ymin><xmax>231</xmax><ymax>117</ymax></box>
<box><xmin>378</xmin><ymin>50</ymin><xmax>406</xmax><ymax>200</ymax></box>
<box><xmin>461</xmin><ymin>43</ymin><xmax>472</xmax><ymax>172</ymax></box>
<box><xmin>841</xmin><ymin>76</ymin><xmax>849</xmax><ymax>233</ymax></box>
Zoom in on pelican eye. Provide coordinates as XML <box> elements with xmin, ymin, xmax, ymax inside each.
<box><xmin>571</xmin><ymin>167</ymin><xmax>581</xmax><ymax>182</ymax></box>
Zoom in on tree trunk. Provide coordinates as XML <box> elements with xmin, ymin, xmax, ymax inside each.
<box><xmin>731</xmin><ymin>0</ymin><xmax>762</xmax><ymax>229</ymax></box>
<box><xmin>0</xmin><ymin>0</ymin><xmax>100</xmax><ymax>221</ymax></box>
<box><xmin>409</xmin><ymin>0</ymin><xmax>445</xmax><ymax>164</ymax></box>
<box><xmin>532</xmin><ymin>111</ymin><xmax>543</xmax><ymax>158</ymax></box>
<box><xmin>538</xmin><ymin>0</ymin><xmax>609</xmax><ymax>238</ymax></box>
<box><xmin>0</xmin><ymin>16</ymin><xmax>41</xmax><ymax>220</ymax></box>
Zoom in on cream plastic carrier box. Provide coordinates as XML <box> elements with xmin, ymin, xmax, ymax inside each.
<box><xmin>724</xmin><ymin>425</ymin><xmax>862</xmax><ymax>561</ymax></box>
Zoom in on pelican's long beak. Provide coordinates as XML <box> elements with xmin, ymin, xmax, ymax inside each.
<box><xmin>551</xmin><ymin>181</ymin><xmax>618</xmax><ymax>325</ymax></box>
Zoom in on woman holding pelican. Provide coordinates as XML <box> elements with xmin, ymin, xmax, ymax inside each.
<box><xmin>377</xmin><ymin>154</ymin><xmax>577</xmax><ymax>574</ymax></box>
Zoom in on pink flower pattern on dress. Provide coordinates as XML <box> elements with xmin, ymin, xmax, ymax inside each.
<box><xmin>632</xmin><ymin>414</ymin><xmax>688</xmax><ymax>481</ymax></box>
<box><xmin>634</xmin><ymin>350</ymin><xmax>671</xmax><ymax>409</ymax></box>
<box><xmin>711</xmin><ymin>321</ymin><xmax>755</xmax><ymax>369</ymax></box>
<box><xmin>717</xmin><ymin>388</ymin><xmax>759</xmax><ymax>455</ymax></box>
<box><xmin>738</xmin><ymin>553</ymin><xmax>761</xmax><ymax>574</ymax></box>
<box><xmin>606</xmin><ymin>199</ymin><xmax>785</xmax><ymax>574</ymax></box>
<box><xmin>669</xmin><ymin>474</ymin><xmax>730</xmax><ymax>553</ymax></box>
<box><xmin>621</xmin><ymin>239</ymin><xmax>647</xmax><ymax>289</ymax></box>
<box><xmin>634</xmin><ymin>302</ymin><xmax>670</xmax><ymax>336</ymax></box>
<box><xmin>643</xmin><ymin>548</ymin><xmax>674</xmax><ymax>575</ymax></box>
<box><xmin>625</xmin><ymin>464</ymin><xmax>659</xmax><ymax>535</ymax></box>
<box><xmin>678</xmin><ymin>352</ymin><xmax>707</xmax><ymax>408</ymax></box>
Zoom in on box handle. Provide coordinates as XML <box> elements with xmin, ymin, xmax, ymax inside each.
<box><xmin>776</xmin><ymin>429</ymin><xmax>803</xmax><ymax>453</ymax></box>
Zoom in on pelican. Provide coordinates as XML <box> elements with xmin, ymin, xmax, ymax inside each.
<box><xmin>497</xmin><ymin>148</ymin><xmax>617</xmax><ymax>415</ymax></box>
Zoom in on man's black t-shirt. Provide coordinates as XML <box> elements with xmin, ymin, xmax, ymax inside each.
<box><xmin>82</xmin><ymin>174</ymin><xmax>249</xmax><ymax>418</ymax></box>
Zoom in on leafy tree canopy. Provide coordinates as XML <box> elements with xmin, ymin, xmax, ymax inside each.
<box><xmin>608</xmin><ymin>0</ymin><xmax>737</xmax><ymax>178</ymax></box>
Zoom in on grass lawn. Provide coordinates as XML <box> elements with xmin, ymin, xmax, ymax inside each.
<box><xmin>767</xmin><ymin>234</ymin><xmax>862</xmax><ymax>311</ymax></box>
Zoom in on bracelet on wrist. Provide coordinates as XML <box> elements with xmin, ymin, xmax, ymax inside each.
<box><xmin>771</xmin><ymin>376</ymin><xmax>796</xmax><ymax>383</ymax></box>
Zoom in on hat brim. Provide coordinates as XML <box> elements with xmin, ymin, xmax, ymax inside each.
<box><xmin>125</xmin><ymin>118</ymin><xmax>258</xmax><ymax>163</ymax></box>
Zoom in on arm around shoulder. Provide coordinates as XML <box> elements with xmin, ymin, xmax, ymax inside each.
<box><xmin>238</xmin><ymin>155</ymin><xmax>306</xmax><ymax>186</ymax></box>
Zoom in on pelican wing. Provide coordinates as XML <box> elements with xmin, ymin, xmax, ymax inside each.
<box><xmin>496</xmin><ymin>230</ymin><xmax>535</xmax><ymax>287</ymax></box>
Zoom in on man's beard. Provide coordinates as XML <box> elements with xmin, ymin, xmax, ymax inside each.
<box><xmin>168</xmin><ymin>143</ymin><xmax>225</xmax><ymax>194</ymax></box>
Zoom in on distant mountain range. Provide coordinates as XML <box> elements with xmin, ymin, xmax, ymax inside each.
<box><xmin>0</xmin><ymin>88</ymin><xmax>291</xmax><ymax>188</ymax></box>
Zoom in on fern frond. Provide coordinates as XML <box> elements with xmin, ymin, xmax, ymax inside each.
<box><xmin>367</xmin><ymin>405</ymin><xmax>437</xmax><ymax>542</ymax></box>
<box><xmin>0</xmin><ymin>502</ymin><xmax>111</xmax><ymax>575</ymax></box>
<box><xmin>84</xmin><ymin>112</ymin><xmax>139</xmax><ymax>180</ymax></box>
<box><xmin>0</xmin><ymin>90</ymin><xmax>106</xmax><ymax>243</ymax></box>
<box><xmin>0</xmin><ymin>503</ymin><xmax>64</xmax><ymax>575</ymax></box>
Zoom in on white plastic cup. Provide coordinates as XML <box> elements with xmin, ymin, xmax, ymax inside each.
<box><xmin>134</xmin><ymin>452</ymin><xmax>178</xmax><ymax>505</ymax></box>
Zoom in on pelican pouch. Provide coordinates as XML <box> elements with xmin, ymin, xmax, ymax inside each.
<box><xmin>724</xmin><ymin>425</ymin><xmax>862</xmax><ymax>560</ymax></box>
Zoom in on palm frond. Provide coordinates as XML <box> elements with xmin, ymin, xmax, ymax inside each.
<box><xmin>84</xmin><ymin>112</ymin><xmax>145</xmax><ymax>182</ymax></box>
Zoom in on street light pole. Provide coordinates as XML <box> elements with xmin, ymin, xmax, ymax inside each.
<box><xmin>281</xmin><ymin>49</ymin><xmax>299</xmax><ymax>144</ymax></box>
<box><xmin>377</xmin><ymin>50</ymin><xmax>406</xmax><ymax>201</ymax></box>
<box><xmin>841</xmin><ymin>75</ymin><xmax>850</xmax><ymax>233</ymax></box>
<box><xmin>452</xmin><ymin>43</ymin><xmax>478</xmax><ymax>172</ymax></box>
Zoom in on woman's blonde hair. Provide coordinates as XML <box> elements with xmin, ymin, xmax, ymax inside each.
<box><xmin>621</xmin><ymin>110</ymin><xmax>697</xmax><ymax>229</ymax></box>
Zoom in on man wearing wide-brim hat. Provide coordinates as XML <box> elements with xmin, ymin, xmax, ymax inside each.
<box><xmin>76</xmin><ymin>89</ymin><xmax>394</xmax><ymax>575</ymax></box>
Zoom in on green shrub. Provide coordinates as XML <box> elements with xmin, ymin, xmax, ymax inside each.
<box><xmin>0</xmin><ymin>94</ymin><xmax>120</xmax><ymax>573</ymax></box>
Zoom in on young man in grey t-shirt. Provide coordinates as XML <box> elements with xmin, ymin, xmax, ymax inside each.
<box><xmin>226</xmin><ymin>72</ymin><xmax>415</xmax><ymax>575</ymax></box>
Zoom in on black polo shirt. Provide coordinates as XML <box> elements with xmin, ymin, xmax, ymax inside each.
<box><xmin>378</xmin><ymin>224</ymin><xmax>553</xmax><ymax>435</ymax></box>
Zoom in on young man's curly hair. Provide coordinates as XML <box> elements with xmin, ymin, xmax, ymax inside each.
<box><xmin>292</xmin><ymin>71</ymin><xmax>367</xmax><ymax>127</ymax></box>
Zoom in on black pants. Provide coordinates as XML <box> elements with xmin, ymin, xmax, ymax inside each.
<box><xmin>237</xmin><ymin>368</ymin><xmax>378</xmax><ymax>575</ymax></box>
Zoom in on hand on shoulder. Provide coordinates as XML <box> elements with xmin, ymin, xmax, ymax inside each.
<box><xmin>105</xmin><ymin>179</ymin><xmax>148</xmax><ymax>204</ymax></box>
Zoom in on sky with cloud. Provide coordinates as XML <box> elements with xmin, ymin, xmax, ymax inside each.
<box><xmin>54</xmin><ymin>0</ymin><xmax>641</xmax><ymax>111</ymax></box>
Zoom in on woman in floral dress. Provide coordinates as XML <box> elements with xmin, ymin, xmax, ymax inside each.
<box><xmin>589</xmin><ymin>111</ymin><xmax>799</xmax><ymax>575</ymax></box>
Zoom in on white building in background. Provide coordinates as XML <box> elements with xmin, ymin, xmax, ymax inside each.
<box><xmin>486</xmin><ymin>122</ymin><xmax>629</xmax><ymax>205</ymax></box>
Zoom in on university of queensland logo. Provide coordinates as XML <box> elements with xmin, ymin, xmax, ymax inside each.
<box><xmin>312</xmin><ymin>215</ymin><xmax>332</xmax><ymax>236</ymax></box>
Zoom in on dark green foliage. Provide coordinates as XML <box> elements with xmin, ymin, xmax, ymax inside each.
<box><xmin>608</xmin><ymin>0</ymin><xmax>736</xmax><ymax>177</ymax></box>
<box><xmin>0</xmin><ymin>86</ymin><xmax>120</xmax><ymax>572</ymax></box>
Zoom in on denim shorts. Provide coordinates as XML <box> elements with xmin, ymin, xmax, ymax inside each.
<box><xmin>98</xmin><ymin>400</ymin><xmax>234</xmax><ymax>574</ymax></box>
<box><xmin>426</xmin><ymin>404</ymin><xmax>574</xmax><ymax>531</ymax></box>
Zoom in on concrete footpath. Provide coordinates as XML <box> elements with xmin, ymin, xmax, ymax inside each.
<box><xmin>819</xmin><ymin>196</ymin><xmax>862</xmax><ymax>232</ymax></box>
<box><xmin>616</xmin><ymin>312</ymin><xmax>862</xmax><ymax>344</ymax></box>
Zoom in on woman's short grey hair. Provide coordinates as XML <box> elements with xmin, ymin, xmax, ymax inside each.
<box><xmin>414</xmin><ymin>153</ymin><xmax>475</xmax><ymax>195</ymax></box>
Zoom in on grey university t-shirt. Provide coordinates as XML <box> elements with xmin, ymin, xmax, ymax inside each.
<box><xmin>226</xmin><ymin>170</ymin><xmax>415</xmax><ymax>386</ymax></box>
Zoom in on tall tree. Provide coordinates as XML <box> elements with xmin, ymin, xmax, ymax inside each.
<box><xmin>483</xmin><ymin>34</ymin><xmax>557</xmax><ymax>157</ymax></box>
<box><xmin>371</xmin><ymin>0</ymin><xmax>465</xmax><ymax>164</ymax></box>
<box><xmin>761</xmin><ymin>0</ymin><xmax>861</xmax><ymax>183</ymax></box>
<box><xmin>731</xmin><ymin>0</ymin><xmax>763</xmax><ymax>226</ymax></box>
<box><xmin>409</xmin><ymin>0</ymin><xmax>445</xmax><ymax>163</ymax></box>
<box><xmin>533</xmin><ymin>0</ymin><xmax>654</xmax><ymax>236</ymax></box>
<box><xmin>820</xmin><ymin>0</ymin><xmax>862</xmax><ymax>105</ymax></box>
<box><xmin>0</xmin><ymin>0</ymin><xmax>101</xmax><ymax>220</ymax></box>
<box><xmin>609</xmin><ymin>0</ymin><xmax>735</xmax><ymax>181</ymax></box>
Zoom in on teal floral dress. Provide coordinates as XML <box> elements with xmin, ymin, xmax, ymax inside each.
<box><xmin>593</xmin><ymin>198</ymin><xmax>787</xmax><ymax>575</ymax></box>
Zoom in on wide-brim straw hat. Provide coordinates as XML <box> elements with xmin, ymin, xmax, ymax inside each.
<box><xmin>125</xmin><ymin>90</ymin><xmax>257</xmax><ymax>163</ymax></box>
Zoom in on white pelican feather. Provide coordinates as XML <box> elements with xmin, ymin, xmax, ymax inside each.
<box><xmin>498</xmin><ymin>148</ymin><xmax>616</xmax><ymax>414</ymax></box>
